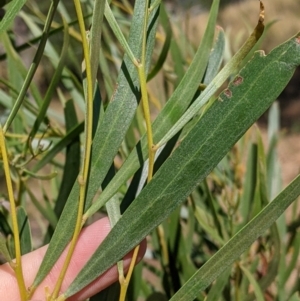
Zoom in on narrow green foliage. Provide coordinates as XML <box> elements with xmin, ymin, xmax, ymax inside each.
<box><xmin>85</xmin><ymin>0</ymin><xmax>221</xmax><ymax>218</ymax></box>
<box><xmin>65</xmin><ymin>33</ymin><xmax>300</xmax><ymax>298</ymax></box>
<box><xmin>0</xmin><ymin>0</ymin><xmax>27</xmax><ymax>33</ymax></box>
<box><xmin>28</xmin><ymin>20</ymin><xmax>70</xmax><ymax>143</ymax></box>
<box><xmin>0</xmin><ymin>234</ymin><xmax>12</xmax><ymax>263</ymax></box>
<box><xmin>170</xmin><ymin>174</ymin><xmax>300</xmax><ymax>301</ymax></box>
<box><xmin>16</xmin><ymin>207</ymin><xmax>32</xmax><ymax>256</ymax></box>
<box><xmin>3</xmin><ymin>0</ymin><xmax>61</xmax><ymax>133</ymax></box>
<box><xmin>32</xmin><ymin>0</ymin><xmax>160</xmax><ymax>288</ymax></box>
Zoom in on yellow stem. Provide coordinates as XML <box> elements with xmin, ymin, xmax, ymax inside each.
<box><xmin>119</xmin><ymin>1</ymin><xmax>156</xmax><ymax>301</ymax></box>
<box><xmin>0</xmin><ymin>125</ymin><xmax>27</xmax><ymax>301</ymax></box>
<box><xmin>49</xmin><ymin>0</ymin><xmax>94</xmax><ymax>299</ymax></box>
<box><xmin>157</xmin><ymin>225</ymin><xmax>169</xmax><ymax>266</ymax></box>
<box><xmin>138</xmin><ymin>65</ymin><xmax>156</xmax><ymax>182</ymax></box>
<box><xmin>139</xmin><ymin>0</ymin><xmax>156</xmax><ymax>182</ymax></box>
<box><xmin>118</xmin><ymin>245</ymin><xmax>140</xmax><ymax>301</ymax></box>
<box><xmin>49</xmin><ymin>184</ymin><xmax>85</xmax><ymax>301</ymax></box>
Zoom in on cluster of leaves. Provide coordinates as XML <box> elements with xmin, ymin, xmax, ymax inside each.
<box><xmin>0</xmin><ymin>0</ymin><xmax>299</xmax><ymax>300</ymax></box>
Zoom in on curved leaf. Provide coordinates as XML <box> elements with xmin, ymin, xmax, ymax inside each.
<box><xmin>170</xmin><ymin>175</ymin><xmax>300</xmax><ymax>301</ymax></box>
<box><xmin>65</xmin><ymin>33</ymin><xmax>300</xmax><ymax>298</ymax></box>
<box><xmin>0</xmin><ymin>234</ymin><xmax>11</xmax><ymax>263</ymax></box>
<box><xmin>0</xmin><ymin>0</ymin><xmax>27</xmax><ymax>34</ymax></box>
<box><xmin>240</xmin><ymin>265</ymin><xmax>265</xmax><ymax>301</ymax></box>
<box><xmin>32</xmin><ymin>0</ymin><xmax>160</xmax><ymax>288</ymax></box>
<box><xmin>16</xmin><ymin>207</ymin><xmax>32</xmax><ymax>255</ymax></box>
<box><xmin>147</xmin><ymin>2</ymin><xmax>172</xmax><ymax>81</ymax></box>
<box><xmin>28</xmin><ymin>20</ymin><xmax>69</xmax><ymax>143</ymax></box>
<box><xmin>85</xmin><ymin>0</ymin><xmax>221</xmax><ymax>218</ymax></box>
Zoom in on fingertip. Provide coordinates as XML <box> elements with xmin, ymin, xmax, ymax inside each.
<box><xmin>69</xmin><ymin>238</ymin><xmax>147</xmax><ymax>301</ymax></box>
<box><xmin>137</xmin><ymin>238</ymin><xmax>147</xmax><ymax>262</ymax></box>
<box><xmin>0</xmin><ymin>217</ymin><xmax>147</xmax><ymax>301</ymax></box>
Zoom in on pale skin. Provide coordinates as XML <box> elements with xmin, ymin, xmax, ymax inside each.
<box><xmin>0</xmin><ymin>218</ymin><xmax>146</xmax><ymax>301</ymax></box>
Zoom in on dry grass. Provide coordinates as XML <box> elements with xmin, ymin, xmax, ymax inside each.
<box><xmin>182</xmin><ymin>0</ymin><xmax>300</xmax><ymax>53</ymax></box>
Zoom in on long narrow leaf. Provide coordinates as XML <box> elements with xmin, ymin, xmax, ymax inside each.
<box><xmin>156</xmin><ymin>2</ymin><xmax>265</xmax><ymax>148</ymax></box>
<box><xmin>28</xmin><ymin>20</ymin><xmax>69</xmax><ymax>142</ymax></box>
<box><xmin>147</xmin><ymin>2</ymin><xmax>172</xmax><ymax>81</ymax></box>
<box><xmin>170</xmin><ymin>176</ymin><xmax>300</xmax><ymax>301</ymax></box>
<box><xmin>43</xmin><ymin>98</ymin><xmax>81</xmax><ymax>243</ymax></box>
<box><xmin>85</xmin><ymin>0</ymin><xmax>220</xmax><ymax>218</ymax></box>
<box><xmin>65</xmin><ymin>33</ymin><xmax>300</xmax><ymax>298</ymax></box>
<box><xmin>32</xmin><ymin>122</ymin><xmax>84</xmax><ymax>173</ymax></box>
<box><xmin>0</xmin><ymin>234</ymin><xmax>12</xmax><ymax>263</ymax></box>
<box><xmin>32</xmin><ymin>0</ymin><xmax>160</xmax><ymax>287</ymax></box>
<box><xmin>3</xmin><ymin>0</ymin><xmax>61</xmax><ymax>132</ymax></box>
<box><xmin>16</xmin><ymin>207</ymin><xmax>32</xmax><ymax>256</ymax></box>
<box><xmin>0</xmin><ymin>0</ymin><xmax>27</xmax><ymax>33</ymax></box>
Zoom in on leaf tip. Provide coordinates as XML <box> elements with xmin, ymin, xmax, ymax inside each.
<box><xmin>259</xmin><ymin>0</ymin><xmax>265</xmax><ymax>24</ymax></box>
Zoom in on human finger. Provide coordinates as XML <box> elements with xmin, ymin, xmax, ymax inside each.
<box><xmin>0</xmin><ymin>217</ymin><xmax>146</xmax><ymax>301</ymax></box>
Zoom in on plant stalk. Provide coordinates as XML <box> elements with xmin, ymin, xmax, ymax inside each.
<box><xmin>119</xmin><ymin>1</ymin><xmax>155</xmax><ymax>300</ymax></box>
<box><xmin>49</xmin><ymin>0</ymin><xmax>94</xmax><ymax>299</ymax></box>
<box><xmin>0</xmin><ymin>125</ymin><xmax>27</xmax><ymax>301</ymax></box>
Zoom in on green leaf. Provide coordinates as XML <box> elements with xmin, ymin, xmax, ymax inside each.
<box><xmin>32</xmin><ymin>0</ymin><xmax>160</xmax><ymax>288</ymax></box>
<box><xmin>0</xmin><ymin>233</ymin><xmax>11</xmax><ymax>263</ymax></box>
<box><xmin>25</xmin><ymin>186</ymin><xmax>58</xmax><ymax>230</ymax></box>
<box><xmin>170</xmin><ymin>175</ymin><xmax>300</xmax><ymax>301</ymax></box>
<box><xmin>193</xmin><ymin>202</ymin><xmax>224</xmax><ymax>245</ymax></box>
<box><xmin>85</xmin><ymin>0</ymin><xmax>220</xmax><ymax>218</ymax></box>
<box><xmin>147</xmin><ymin>2</ymin><xmax>172</xmax><ymax>81</ymax></box>
<box><xmin>169</xmin><ymin>29</ymin><xmax>185</xmax><ymax>84</ymax></box>
<box><xmin>281</xmin><ymin>231</ymin><xmax>300</xmax><ymax>289</ymax></box>
<box><xmin>65</xmin><ymin>33</ymin><xmax>300</xmax><ymax>297</ymax></box>
<box><xmin>240</xmin><ymin>265</ymin><xmax>264</xmax><ymax>301</ymax></box>
<box><xmin>7</xmin><ymin>207</ymin><xmax>32</xmax><ymax>257</ymax></box>
<box><xmin>104</xmin><ymin>1</ymin><xmax>136</xmax><ymax>65</ymax></box>
<box><xmin>43</xmin><ymin>98</ymin><xmax>81</xmax><ymax>244</ymax></box>
<box><xmin>206</xmin><ymin>268</ymin><xmax>231</xmax><ymax>301</ymax></box>
<box><xmin>266</xmin><ymin>102</ymin><xmax>281</xmax><ymax>199</ymax></box>
<box><xmin>239</xmin><ymin>142</ymin><xmax>257</xmax><ymax>227</ymax></box>
<box><xmin>0</xmin><ymin>31</ymin><xmax>43</xmax><ymax>133</ymax></box>
<box><xmin>156</xmin><ymin>6</ymin><xmax>264</xmax><ymax>148</ymax></box>
<box><xmin>0</xmin><ymin>211</ymin><xmax>11</xmax><ymax>236</ymax></box>
<box><xmin>251</xmin><ymin>127</ymin><xmax>269</xmax><ymax>217</ymax></box>
<box><xmin>84</xmin><ymin>0</ymin><xmax>159</xmax><ymax>214</ymax></box>
<box><xmin>32</xmin><ymin>122</ymin><xmax>84</xmax><ymax>173</ymax></box>
<box><xmin>203</xmin><ymin>27</ymin><xmax>225</xmax><ymax>85</ymax></box>
<box><xmin>17</xmin><ymin>206</ymin><xmax>32</xmax><ymax>255</ymax></box>
<box><xmin>28</xmin><ymin>19</ymin><xmax>69</xmax><ymax>143</ymax></box>
<box><xmin>89</xmin><ymin>0</ymin><xmax>105</xmax><ymax>89</ymax></box>
<box><xmin>55</xmin><ymin>98</ymin><xmax>80</xmax><ymax>218</ymax></box>
<box><xmin>3</xmin><ymin>0</ymin><xmax>61</xmax><ymax>132</ymax></box>
<box><xmin>0</xmin><ymin>0</ymin><xmax>26</xmax><ymax>34</ymax></box>
<box><xmin>289</xmin><ymin>292</ymin><xmax>300</xmax><ymax>301</ymax></box>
